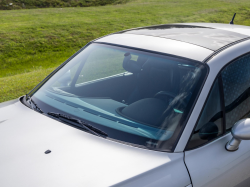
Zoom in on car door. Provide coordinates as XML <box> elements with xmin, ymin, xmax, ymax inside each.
<box><xmin>184</xmin><ymin>53</ymin><xmax>250</xmax><ymax>187</ymax></box>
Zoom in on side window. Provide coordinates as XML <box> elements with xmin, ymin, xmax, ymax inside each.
<box><xmin>186</xmin><ymin>79</ymin><xmax>223</xmax><ymax>149</ymax></box>
<box><xmin>221</xmin><ymin>53</ymin><xmax>250</xmax><ymax>130</ymax></box>
<box><xmin>186</xmin><ymin>53</ymin><xmax>250</xmax><ymax>150</ymax></box>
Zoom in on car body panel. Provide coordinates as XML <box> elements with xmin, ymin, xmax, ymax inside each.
<box><xmin>185</xmin><ymin>133</ymin><xmax>250</xmax><ymax>187</ymax></box>
<box><xmin>0</xmin><ymin>101</ymin><xmax>191</xmax><ymax>187</ymax></box>
<box><xmin>0</xmin><ymin>98</ymin><xmax>19</xmax><ymax>108</ymax></box>
<box><xmin>95</xmin><ymin>34</ymin><xmax>213</xmax><ymax>62</ymax></box>
<box><xmin>175</xmin><ymin>39</ymin><xmax>250</xmax><ymax>152</ymax></box>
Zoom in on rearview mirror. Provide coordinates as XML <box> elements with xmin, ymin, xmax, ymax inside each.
<box><xmin>226</xmin><ymin>119</ymin><xmax>250</xmax><ymax>151</ymax></box>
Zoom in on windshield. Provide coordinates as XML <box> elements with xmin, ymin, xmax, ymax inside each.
<box><xmin>29</xmin><ymin>43</ymin><xmax>208</xmax><ymax>152</ymax></box>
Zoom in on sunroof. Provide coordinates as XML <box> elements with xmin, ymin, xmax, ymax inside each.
<box><xmin>121</xmin><ymin>25</ymin><xmax>248</xmax><ymax>51</ymax></box>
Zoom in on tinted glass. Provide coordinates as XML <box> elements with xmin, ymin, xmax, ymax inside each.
<box><xmin>29</xmin><ymin>43</ymin><xmax>207</xmax><ymax>152</ymax></box>
<box><xmin>186</xmin><ymin>79</ymin><xmax>223</xmax><ymax>149</ymax></box>
<box><xmin>222</xmin><ymin>53</ymin><xmax>250</xmax><ymax>130</ymax></box>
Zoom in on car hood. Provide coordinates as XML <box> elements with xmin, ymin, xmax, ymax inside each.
<box><xmin>0</xmin><ymin>99</ymin><xmax>190</xmax><ymax>187</ymax></box>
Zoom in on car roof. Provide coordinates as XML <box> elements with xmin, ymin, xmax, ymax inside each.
<box><xmin>180</xmin><ymin>23</ymin><xmax>250</xmax><ymax>37</ymax></box>
<box><xmin>95</xmin><ymin>23</ymin><xmax>250</xmax><ymax>62</ymax></box>
<box><xmin>118</xmin><ymin>23</ymin><xmax>250</xmax><ymax>51</ymax></box>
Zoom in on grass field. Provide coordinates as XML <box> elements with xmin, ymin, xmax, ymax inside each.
<box><xmin>0</xmin><ymin>0</ymin><xmax>129</xmax><ymax>10</ymax></box>
<box><xmin>1</xmin><ymin>0</ymin><xmax>250</xmax><ymax>103</ymax></box>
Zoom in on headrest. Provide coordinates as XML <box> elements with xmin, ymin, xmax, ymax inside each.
<box><xmin>123</xmin><ymin>53</ymin><xmax>141</xmax><ymax>73</ymax></box>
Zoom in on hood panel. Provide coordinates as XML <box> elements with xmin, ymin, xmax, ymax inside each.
<box><xmin>0</xmin><ymin>101</ymin><xmax>190</xmax><ymax>187</ymax></box>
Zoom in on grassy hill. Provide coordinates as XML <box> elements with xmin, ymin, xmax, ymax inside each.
<box><xmin>0</xmin><ymin>0</ymin><xmax>129</xmax><ymax>10</ymax></box>
<box><xmin>1</xmin><ymin>0</ymin><xmax>250</xmax><ymax>102</ymax></box>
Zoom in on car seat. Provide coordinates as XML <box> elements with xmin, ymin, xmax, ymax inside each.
<box><xmin>123</xmin><ymin>54</ymin><xmax>180</xmax><ymax>104</ymax></box>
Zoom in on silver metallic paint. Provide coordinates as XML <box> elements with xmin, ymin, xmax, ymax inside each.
<box><xmin>0</xmin><ymin>101</ymin><xmax>191</xmax><ymax>187</ymax></box>
<box><xmin>121</xmin><ymin>25</ymin><xmax>248</xmax><ymax>51</ymax></box>
<box><xmin>230</xmin><ymin>119</ymin><xmax>250</xmax><ymax>140</ymax></box>
<box><xmin>226</xmin><ymin>118</ymin><xmax>250</xmax><ymax>151</ymax></box>
<box><xmin>180</xmin><ymin>23</ymin><xmax>250</xmax><ymax>36</ymax></box>
<box><xmin>185</xmin><ymin>133</ymin><xmax>250</xmax><ymax>187</ymax></box>
<box><xmin>0</xmin><ymin>98</ymin><xmax>18</xmax><ymax>108</ymax></box>
<box><xmin>95</xmin><ymin>34</ymin><xmax>213</xmax><ymax>62</ymax></box>
<box><xmin>226</xmin><ymin>137</ymin><xmax>241</xmax><ymax>152</ymax></box>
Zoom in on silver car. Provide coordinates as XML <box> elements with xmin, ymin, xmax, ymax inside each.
<box><xmin>1</xmin><ymin>23</ymin><xmax>250</xmax><ymax>187</ymax></box>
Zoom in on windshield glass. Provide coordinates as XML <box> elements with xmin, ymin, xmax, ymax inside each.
<box><xmin>30</xmin><ymin>43</ymin><xmax>207</xmax><ymax>152</ymax></box>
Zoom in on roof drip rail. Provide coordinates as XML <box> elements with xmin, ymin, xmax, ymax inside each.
<box><xmin>230</xmin><ymin>13</ymin><xmax>236</xmax><ymax>25</ymax></box>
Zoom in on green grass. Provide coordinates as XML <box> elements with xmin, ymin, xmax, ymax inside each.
<box><xmin>1</xmin><ymin>0</ymin><xmax>250</xmax><ymax>103</ymax></box>
<box><xmin>0</xmin><ymin>67</ymin><xmax>55</xmax><ymax>102</ymax></box>
<box><xmin>0</xmin><ymin>0</ymin><xmax>129</xmax><ymax>10</ymax></box>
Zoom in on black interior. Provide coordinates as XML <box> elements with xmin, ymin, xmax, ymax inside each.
<box><xmin>59</xmin><ymin>53</ymin><xmax>196</xmax><ymax>127</ymax></box>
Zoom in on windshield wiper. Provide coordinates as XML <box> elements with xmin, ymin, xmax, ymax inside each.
<box><xmin>47</xmin><ymin>112</ymin><xmax>108</xmax><ymax>137</ymax></box>
<box><xmin>26</xmin><ymin>94</ymin><xmax>43</xmax><ymax>113</ymax></box>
